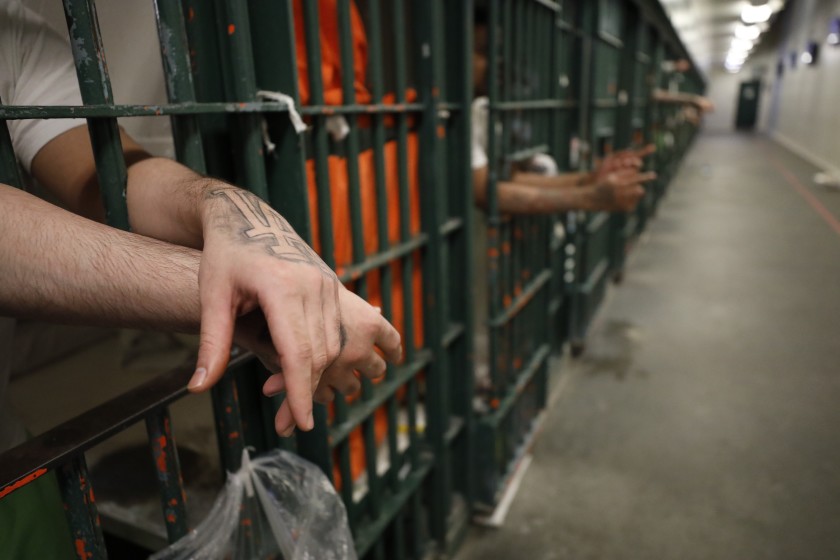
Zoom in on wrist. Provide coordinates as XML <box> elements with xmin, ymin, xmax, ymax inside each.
<box><xmin>197</xmin><ymin>181</ymin><xmax>240</xmax><ymax>235</ymax></box>
<box><xmin>577</xmin><ymin>171</ymin><xmax>595</xmax><ymax>187</ymax></box>
<box><xmin>577</xmin><ymin>187</ymin><xmax>597</xmax><ymax>211</ymax></box>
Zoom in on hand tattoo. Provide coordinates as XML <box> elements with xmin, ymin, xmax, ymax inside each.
<box><xmin>210</xmin><ymin>188</ymin><xmax>336</xmax><ymax>279</ymax></box>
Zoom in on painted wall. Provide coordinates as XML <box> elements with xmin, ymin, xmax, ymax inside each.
<box><xmin>769</xmin><ymin>0</ymin><xmax>840</xmax><ymax>176</ymax></box>
<box><xmin>702</xmin><ymin>0</ymin><xmax>840</xmax><ymax>177</ymax></box>
<box><xmin>703</xmin><ymin>70</ymin><xmax>742</xmax><ymax>132</ymax></box>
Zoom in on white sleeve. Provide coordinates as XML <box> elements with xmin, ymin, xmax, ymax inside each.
<box><xmin>471</xmin><ymin>97</ymin><xmax>489</xmax><ymax>170</ymax></box>
<box><xmin>5</xmin><ymin>1</ymin><xmax>86</xmax><ymax>174</ymax></box>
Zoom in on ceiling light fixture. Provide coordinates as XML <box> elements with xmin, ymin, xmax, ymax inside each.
<box><xmin>742</xmin><ymin>3</ymin><xmax>773</xmax><ymax>24</ymax></box>
<box><xmin>735</xmin><ymin>24</ymin><xmax>762</xmax><ymax>41</ymax></box>
<box><xmin>731</xmin><ymin>37</ymin><xmax>755</xmax><ymax>52</ymax></box>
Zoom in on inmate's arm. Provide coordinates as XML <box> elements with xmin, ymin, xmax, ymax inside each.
<box><xmin>652</xmin><ymin>90</ymin><xmax>714</xmax><ymax>113</ymax></box>
<box><xmin>472</xmin><ymin>165</ymin><xmax>653</xmax><ymax>214</ymax></box>
<box><xmin>510</xmin><ymin>171</ymin><xmax>593</xmax><ymax>189</ymax></box>
<box><xmin>30</xmin><ymin>126</ymin><xmax>402</xmax><ymax>436</ymax></box>
<box><xmin>508</xmin><ymin>144</ymin><xmax>657</xmax><ymax>191</ymax></box>
<box><xmin>0</xmin><ymin>183</ymin><xmax>201</xmax><ymax>330</ymax></box>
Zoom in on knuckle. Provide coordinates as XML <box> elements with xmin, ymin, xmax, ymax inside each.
<box><xmin>312</xmin><ymin>351</ymin><xmax>330</xmax><ymax>373</ymax></box>
<box><xmin>291</xmin><ymin>344</ymin><xmax>313</xmax><ymax>365</ymax></box>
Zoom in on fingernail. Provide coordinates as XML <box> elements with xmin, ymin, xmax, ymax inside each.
<box><xmin>280</xmin><ymin>426</ymin><xmax>295</xmax><ymax>438</ymax></box>
<box><xmin>398</xmin><ymin>344</ymin><xmax>404</xmax><ymax>360</ymax></box>
<box><xmin>188</xmin><ymin>367</ymin><xmax>207</xmax><ymax>390</ymax></box>
<box><xmin>307</xmin><ymin>411</ymin><xmax>314</xmax><ymax>430</ymax></box>
<box><xmin>374</xmin><ymin>306</ymin><xmax>382</xmax><ymax>314</ymax></box>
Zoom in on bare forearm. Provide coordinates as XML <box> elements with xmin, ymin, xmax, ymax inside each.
<box><xmin>494</xmin><ymin>181</ymin><xmax>594</xmax><ymax>214</ymax></box>
<box><xmin>126</xmin><ymin>156</ymin><xmax>211</xmax><ymax>249</ymax></box>
<box><xmin>474</xmin><ymin>166</ymin><xmax>593</xmax><ymax>214</ymax></box>
<box><xmin>511</xmin><ymin>171</ymin><xmax>593</xmax><ymax>189</ymax></box>
<box><xmin>652</xmin><ymin>89</ymin><xmax>699</xmax><ymax>106</ymax></box>
<box><xmin>0</xmin><ymin>184</ymin><xmax>201</xmax><ymax>332</ymax></box>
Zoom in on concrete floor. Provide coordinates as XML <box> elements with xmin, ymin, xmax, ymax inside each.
<box><xmin>456</xmin><ymin>133</ymin><xmax>840</xmax><ymax>560</ymax></box>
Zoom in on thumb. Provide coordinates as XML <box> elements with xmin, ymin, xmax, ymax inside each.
<box><xmin>190</xmin><ymin>279</ymin><xmax>235</xmax><ymax>393</ymax></box>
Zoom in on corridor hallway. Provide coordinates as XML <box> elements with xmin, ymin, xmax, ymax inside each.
<box><xmin>457</xmin><ymin>133</ymin><xmax>840</xmax><ymax>560</ymax></box>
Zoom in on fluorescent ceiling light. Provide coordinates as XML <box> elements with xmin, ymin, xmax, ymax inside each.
<box><xmin>735</xmin><ymin>24</ymin><xmax>762</xmax><ymax>41</ymax></box>
<box><xmin>800</xmin><ymin>51</ymin><xmax>813</xmax><ymax>64</ymax></box>
<box><xmin>742</xmin><ymin>3</ymin><xmax>773</xmax><ymax>24</ymax></box>
<box><xmin>731</xmin><ymin>38</ymin><xmax>755</xmax><ymax>52</ymax></box>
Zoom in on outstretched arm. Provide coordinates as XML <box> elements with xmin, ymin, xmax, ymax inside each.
<box><xmin>0</xmin><ymin>183</ymin><xmax>200</xmax><ymax>331</ymax></box>
<box><xmin>510</xmin><ymin>170</ymin><xmax>593</xmax><ymax>189</ymax></box>
<box><xmin>473</xmin><ymin>165</ymin><xmax>654</xmax><ymax>215</ymax></box>
<box><xmin>652</xmin><ymin>90</ymin><xmax>715</xmax><ymax>113</ymax></box>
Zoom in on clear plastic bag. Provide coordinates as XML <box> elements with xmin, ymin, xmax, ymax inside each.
<box><xmin>149</xmin><ymin>449</ymin><xmax>357</xmax><ymax>560</ymax></box>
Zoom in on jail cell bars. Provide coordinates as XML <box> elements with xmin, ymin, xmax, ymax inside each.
<box><xmin>0</xmin><ymin>0</ymin><xmax>703</xmax><ymax>557</ymax></box>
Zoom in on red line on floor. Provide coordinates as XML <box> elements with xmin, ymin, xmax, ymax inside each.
<box><xmin>770</xmin><ymin>160</ymin><xmax>840</xmax><ymax>237</ymax></box>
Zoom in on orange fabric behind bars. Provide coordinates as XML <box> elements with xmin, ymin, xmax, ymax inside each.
<box><xmin>293</xmin><ymin>0</ymin><xmax>369</xmax><ymax>106</ymax></box>
<box><xmin>292</xmin><ymin>0</ymin><xmax>425</xmax><ymax>489</ymax></box>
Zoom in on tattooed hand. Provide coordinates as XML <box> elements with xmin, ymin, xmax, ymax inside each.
<box><xmin>187</xmin><ymin>186</ymin><xmax>402</xmax><ymax>437</ymax></box>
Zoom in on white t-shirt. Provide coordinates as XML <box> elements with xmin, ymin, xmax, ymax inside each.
<box><xmin>0</xmin><ymin>0</ymin><xmax>86</xmax><ymax>173</ymax></box>
<box><xmin>471</xmin><ymin>95</ymin><xmax>558</xmax><ymax>175</ymax></box>
<box><xmin>471</xmin><ymin>96</ymin><xmax>490</xmax><ymax>170</ymax></box>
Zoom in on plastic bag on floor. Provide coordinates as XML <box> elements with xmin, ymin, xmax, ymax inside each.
<box><xmin>149</xmin><ymin>449</ymin><xmax>357</xmax><ymax>560</ymax></box>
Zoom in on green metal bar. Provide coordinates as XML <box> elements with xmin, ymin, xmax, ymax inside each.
<box><xmin>335</xmin><ymin>0</ymin><xmax>382</xmax><ymax>538</ymax></box>
<box><xmin>479</xmin><ymin>344</ymin><xmax>550</xmax><ymax>428</ymax></box>
<box><xmin>214</xmin><ymin>0</ymin><xmax>268</xmax><ymax>199</ymax></box>
<box><xmin>295</xmin><ymin>0</ymin><xmax>352</xmax><ymax>505</ymax></box>
<box><xmin>486</xmin><ymin>0</ymin><xmax>502</xmax><ymax>406</ymax></box>
<box><xmin>353</xmin><ymin>453</ymin><xmax>435</xmax><ymax>558</ymax></box>
<box><xmin>300</xmin><ymin>0</ymin><xmax>336</xmax><ymax>269</ymax></box>
<box><xmin>152</xmin><ymin>0</ymin><xmax>206</xmax><ymax>170</ymax></box>
<box><xmin>328</xmin><ymin>352</ymin><xmax>431</xmax><ymax>447</ymax></box>
<box><xmin>0</xmin><ymin>101</ymin><xmax>426</xmax><ymax>120</ymax></box>
<box><xmin>62</xmin><ymin>0</ymin><xmax>129</xmax><ymax>230</ymax></box>
<box><xmin>490</xmin><ymin>269</ymin><xmax>553</xmax><ymax>328</ymax></box>
<box><xmin>414</xmin><ymin>0</ymin><xmax>455</xmax><ymax>545</ymax></box>
<box><xmin>391</xmin><ymin>0</ymin><xmax>425</xmax><ymax>553</ymax></box>
<box><xmin>57</xmin><ymin>455</ymin><xmax>107</xmax><ymax>560</ymax></box>
<box><xmin>251</xmin><ymin>0</ymin><xmax>335</xmax><ymax>477</ymax></box>
<box><xmin>0</xmin><ymin>103</ymin><xmax>22</xmax><ymax>188</ymax></box>
<box><xmin>145</xmin><ymin>408</ymin><xmax>189</xmax><ymax>543</ymax></box>
<box><xmin>365</xmin><ymin>0</ymin><xmax>400</xmax><ymax>507</ymax></box>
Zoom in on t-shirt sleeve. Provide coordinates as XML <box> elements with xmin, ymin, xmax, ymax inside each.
<box><xmin>6</xmin><ymin>2</ymin><xmax>86</xmax><ymax>174</ymax></box>
<box><xmin>471</xmin><ymin>97</ymin><xmax>489</xmax><ymax>170</ymax></box>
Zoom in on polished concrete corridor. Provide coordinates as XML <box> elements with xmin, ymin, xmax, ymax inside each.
<box><xmin>456</xmin><ymin>133</ymin><xmax>840</xmax><ymax>560</ymax></box>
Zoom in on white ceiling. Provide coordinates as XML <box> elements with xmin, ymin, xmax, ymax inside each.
<box><xmin>659</xmin><ymin>0</ymin><xmax>786</xmax><ymax>72</ymax></box>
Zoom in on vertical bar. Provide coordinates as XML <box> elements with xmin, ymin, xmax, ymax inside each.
<box><xmin>392</xmin><ymin>1</ymin><xmax>424</xmax><ymax>554</ymax></box>
<box><xmin>486</xmin><ymin>0</ymin><xmax>501</xmax><ymax>409</ymax></box>
<box><xmin>366</xmin><ymin>10</ymin><xmax>401</xmax><ymax>548</ymax></box>
<box><xmin>62</xmin><ymin>0</ymin><xmax>129</xmax><ymax>230</ymax></box>
<box><xmin>209</xmin><ymin>370</ymin><xmax>260</xmax><ymax>558</ymax></box>
<box><xmin>56</xmin><ymin>456</ymin><xmax>107</xmax><ymax>560</ymax></box>
<box><xmin>413</xmin><ymin>0</ymin><xmax>451</xmax><ymax>545</ymax></box>
<box><xmin>250</xmin><ymin>0</ymin><xmax>334</xmax><ymax>472</ymax></box>
<box><xmin>0</xmin><ymin>103</ymin><xmax>22</xmax><ymax>188</ymax></box>
<box><xmin>213</xmin><ymin>0</ymin><xmax>269</xmax><ymax>199</ymax></box>
<box><xmin>295</xmin><ymin>0</ymin><xmax>348</xmax><ymax>483</ymax></box>
<box><xmin>152</xmin><ymin>0</ymin><xmax>207</xmax><ymax>171</ymax></box>
<box><xmin>445</xmin><ymin>0</ymin><xmax>476</xmax><ymax>514</ymax></box>
<box><xmin>145</xmin><ymin>407</ymin><xmax>189</xmax><ymax>543</ymax></box>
